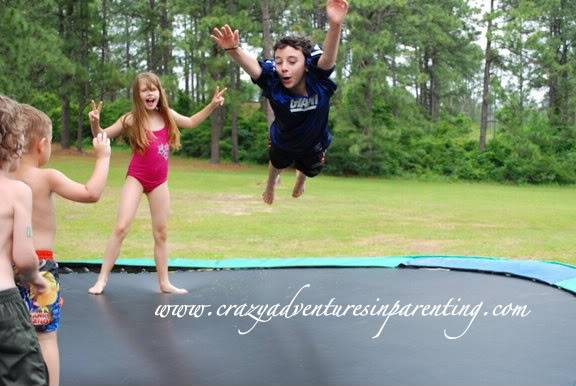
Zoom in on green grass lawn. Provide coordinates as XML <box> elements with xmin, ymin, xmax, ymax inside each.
<box><xmin>48</xmin><ymin>148</ymin><xmax>576</xmax><ymax>265</ymax></box>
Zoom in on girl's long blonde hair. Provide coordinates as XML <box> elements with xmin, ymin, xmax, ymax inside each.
<box><xmin>123</xmin><ymin>72</ymin><xmax>180</xmax><ymax>153</ymax></box>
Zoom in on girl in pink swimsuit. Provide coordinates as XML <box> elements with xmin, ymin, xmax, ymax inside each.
<box><xmin>127</xmin><ymin>126</ymin><xmax>170</xmax><ymax>193</ymax></box>
<box><xmin>87</xmin><ymin>72</ymin><xmax>226</xmax><ymax>295</ymax></box>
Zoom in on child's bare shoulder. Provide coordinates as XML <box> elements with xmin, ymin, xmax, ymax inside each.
<box><xmin>42</xmin><ymin>168</ymin><xmax>69</xmax><ymax>188</ymax></box>
<box><xmin>11</xmin><ymin>178</ymin><xmax>31</xmax><ymax>192</ymax></box>
<box><xmin>18</xmin><ymin>167</ymin><xmax>54</xmax><ymax>192</ymax></box>
<box><xmin>16</xmin><ymin>167</ymin><xmax>67</xmax><ymax>197</ymax></box>
<box><xmin>35</xmin><ymin>167</ymin><xmax>54</xmax><ymax>182</ymax></box>
<box><xmin>1</xmin><ymin>178</ymin><xmax>32</xmax><ymax>204</ymax></box>
<box><xmin>4</xmin><ymin>178</ymin><xmax>30</xmax><ymax>193</ymax></box>
<box><xmin>42</xmin><ymin>167</ymin><xmax>86</xmax><ymax>198</ymax></box>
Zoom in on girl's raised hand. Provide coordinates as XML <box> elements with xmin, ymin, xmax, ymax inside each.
<box><xmin>326</xmin><ymin>0</ymin><xmax>349</xmax><ymax>25</ymax></box>
<box><xmin>211</xmin><ymin>86</ymin><xmax>227</xmax><ymax>107</ymax></box>
<box><xmin>89</xmin><ymin>99</ymin><xmax>103</xmax><ymax>129</ymax></box>
<box><xmin>210</xmin><ymin>25</ymin><xmax>240</xmax><ymax>50</ymax></box>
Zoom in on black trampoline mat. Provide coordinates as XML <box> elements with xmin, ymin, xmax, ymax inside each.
<box><xmin>58</xmin><ymin>268</ymin><xmax>576</xmax><ymax>386</ymax></box>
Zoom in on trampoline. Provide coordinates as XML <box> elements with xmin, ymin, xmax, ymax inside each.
<box><xmin>58</xmin><ymin>256</ymin><xmax>576</xmax><ymax>386</ymax></box>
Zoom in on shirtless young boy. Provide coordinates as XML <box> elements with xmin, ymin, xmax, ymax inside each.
<box><xmin>0</xmin><ymin>95</ymin><xmax>49</xmax><ymax>386</ymax></box>
<box><xmin>11</xmin><ymin>103</ymin><xmax>110</xmax><ymax>386</ymax></box>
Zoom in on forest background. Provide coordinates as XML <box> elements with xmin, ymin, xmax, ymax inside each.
<box><xmin>2</xmin><ymin>0</ymin><xmax>576</xmax><ymax>184</ymax></box>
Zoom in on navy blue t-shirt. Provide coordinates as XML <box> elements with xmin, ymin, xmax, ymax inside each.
<box><xmin>252</xmin><ymin>47</ymin><xmax>337</xmax><ymax>153</ymax></box>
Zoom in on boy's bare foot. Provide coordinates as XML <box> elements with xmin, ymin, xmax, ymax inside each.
<box><xmin>262</xmin><ymin>175</ymin><xmax>280</xmax><ymax>205</ymax></box>
<box><xmin>88</xmin><ymin>280</ymin><xmax>107</xmax><ymax>295</ymax></box>
<box><xmin>262</xmin><ymin>163</ymin><xmax>281</xmax><ymax>205</ymax></box>
<box><xmin>292</xmin><ymin>172</ymin><xmax>307</xmax><ymax>198</ymax></box>
<box><xmin>160</xmin><ymin>283</ymin><xmax>188</xmax><ymax>294</ymax></box>
<box><xmin>262</xmin><ymin>186</ymin><xmax>275</xmax><ymax>205</ymax></box>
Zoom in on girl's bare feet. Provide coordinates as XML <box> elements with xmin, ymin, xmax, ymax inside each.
<box><xmin>88</xmin><ymin>280</ymin><xmax>107</xmax><ymax>295</ymax></box>
<box><xmin>160</xmin><ymin>282</ymin><xmax>188</xmax><ymax>294</ymax></box>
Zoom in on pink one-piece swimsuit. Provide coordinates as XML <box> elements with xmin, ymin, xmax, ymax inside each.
<box><xmin>127</xmin><ymin>127</ymin><xmax>170</xmax><ymax>193</ymax></box>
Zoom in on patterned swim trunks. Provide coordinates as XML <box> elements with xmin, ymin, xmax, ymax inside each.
<box><xmin>17</xmin><ymin>251</ymin><xmax>62</xmax><ymax>333</ymax></box>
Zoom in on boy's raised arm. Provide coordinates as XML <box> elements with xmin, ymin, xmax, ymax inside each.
<box><xmin>48</xmin><ymin>132</ymin><xmax>111</xmax><ymax>203</ymax></box>
<box><xmin>317</xmin><ymin>0</ymin><xmax>349</xmax><ymax>71</ymax></box>
<box><xmin>211</xmin><ymin>25</ymin><xmax>263</xmax><ymax>80</ymax></box>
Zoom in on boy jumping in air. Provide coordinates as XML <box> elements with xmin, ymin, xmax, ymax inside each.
<box><xmin>211</xmin><ymin>0</ymin><xmax>349</xmax><ymax>204</ymax></box>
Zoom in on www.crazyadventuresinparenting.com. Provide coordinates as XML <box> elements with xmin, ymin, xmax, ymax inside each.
<box><xmin>153</xmin><ymin>284</ymin><xmax>531</xmax><ymax>340</ymax></box>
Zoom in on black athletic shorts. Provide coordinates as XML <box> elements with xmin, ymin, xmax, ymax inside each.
<box><xmin>268</xmin><ymin>142</ymin><xmax>326</xmax><ymax>178</ymax></box>
<box><xmin>0</xmin><ymin>287</ymin><xmax>48</xmax><ymax>386</ymax></box>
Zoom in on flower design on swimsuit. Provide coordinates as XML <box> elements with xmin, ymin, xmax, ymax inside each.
<box><xmin>158</xmin><ymin>143</ymin><xmax>169</xmax><ymax>160</ymax></box>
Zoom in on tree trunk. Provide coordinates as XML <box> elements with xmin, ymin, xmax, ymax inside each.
<box><xmin>519</xmin><ymin>48</ymin><xmax>524</xmax><ymax>120</ymax></box>
<box><xmin>391</xmin><ymin>56</ymin><xmax>397</xmax><ymax>89</ymax></box>
<box><xmin>101</xmin><ymin>0</ymin><xmax>108</xmax><ymax>64</ymax></box>
<box><xmin>58</xmin><ymin>2</ymin><xmax>71</xmax><ymax>149</ymax></box>
<box><xmin>518</xmin><ymin>18</ymin><xmax>525</xmax><ymax>118</ymax></box>
<box><xmin>429</xmin><ymin>48</ymin><xmax>439</xmax><ymax>121</ymax></box>
<box><xmin>189</xmin><ymin>52</ymin><xmax>195</xmax><ymax>101</ymax></box>
<box><xmin>100</xmin><ymin>0</ymin><xmax>109</xmax><ymax>100</ymax></box>
<box><xmin>199</xmin><ymin>61</ymin><xmax>206</xmax><ymax>103</ymax></box>
<box><xmin>560</xmin><ymin>41</ymin><xmax>570</xmax><ymax>125</ymax></box>
<box><xmin>231</xmin><ymin>65</ymin><xmax>240</xmax><ymax>163</ymax></box>
<box><xmin>546</xmin><ymin>1</ymin><xmax>571</xmax><ymax>128</ymax></box>
<box><xmin>77</xmin><ymin>94</ymin><xmax>86</xmax><ymax>151</ymax></box>
<box><xmin>314</xmin><ymin>0</ymin><xmax>326</xmax><ymax>29</ymax></box>
<box><xmin>182</xmin><ymin>17</ymin><xmax>189</xmax><ymax>95</ymax></box>
<box><xmin>418</xmin><ymin>48</ymin><xmax>429</xmax><ymax>111</ymax></box>
<box><xmin>336</xmin><ymin>32</ymin><xmax>344</xmax><ymax>84</ymax></box>
<box><xmin>159</xmin><ymin>0</ymin><xmax>172</xmax><ymax>75</ymax></box>
<box><xmin>548</xmin><ymin>15</ymin><xmax>560</xmax><ymax>125</ymax></box>
<box><xmin>260</xmin><ymin>0</ymin><xmax>275</xmax><ymax>126</ymax></box>
<box><xmin>191</xmin><ymin>15</ymin><xmax>198</xmax><ymax>102</ymax></box>
<box><xmin>148</xmin><ymin>0</ymin><xmax>158</xmax><ymax>72</ymax></box>
<box><xmin>364</xmin><ymin>78</ymin><xmax>373</xmax><ymax>158</ymax></box>
<box><xmin>61</xmin><ymin>95</ymin><xmax>71</xmax><ymax>149</ymax></box>
<box><xmin>479</xmin><ymin>0</ymin><xmax>494</xmax><ymax>152</ymax></box>
<box><xmin>209</xmin><ymin>43</ymin><xmax>222</xmax><ymax>164</ymax></box>
<box><xmin>124</xmin><ymin>13</ymin><xmax>131</xmax><ymax>99</ymax></box>
<box><xmin>77</xmin><ymin>0</ymin><xmax>90</xmax><ymax>151</ymax></box>
<box><xmin>210</xmin><ymin>109</ymin><xmax>222</xmax><ymax>164</ymax></box>
<box><xmin>184</xmin><ymin>57</ymin><xmax>190</xmax><ymax>95</ymax></box>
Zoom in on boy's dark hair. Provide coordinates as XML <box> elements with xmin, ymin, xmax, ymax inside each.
<box><xmin>273</xmin><ymin>35</ymin><xmax>313</xmax><ymax>57</ymax></box>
